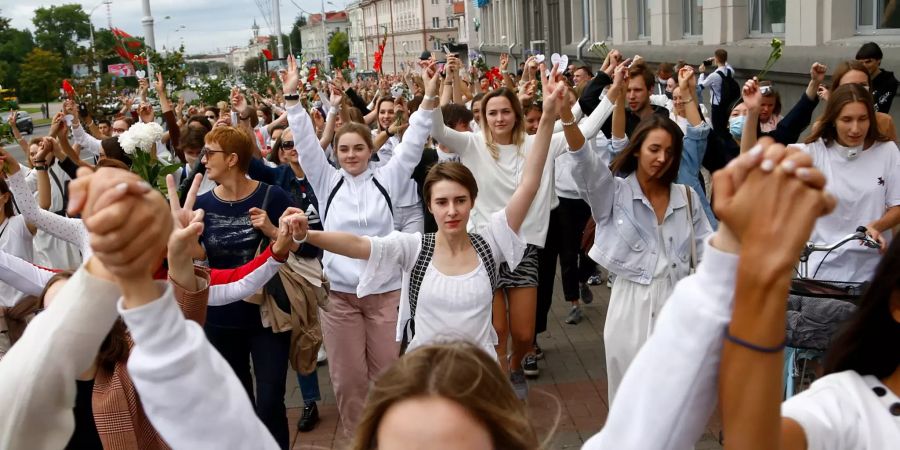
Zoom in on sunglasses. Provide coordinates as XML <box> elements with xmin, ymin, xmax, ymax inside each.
<box><xmin>281</xmin><ymin>140</ymin><xmax>295</xmax><ymax>149</ymax></box>
<box><xmin>202</xmin><ymin>146</ymin><xmax>228</xmax><ymax>157</ymax></box>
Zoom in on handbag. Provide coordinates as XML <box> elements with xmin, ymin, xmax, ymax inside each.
<box><xmin>682</xmin><ymin>185</ymin><xmax>697</xmax><ymax>274</ymax></box>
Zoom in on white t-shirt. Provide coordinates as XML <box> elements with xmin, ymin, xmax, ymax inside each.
<box><xmin>795</xmin><ymin>139</ymin><xmax>900</xmax><ymax>282</ymax></box>
<box><xmin>782</xmin><ymin>370</ymin><xmax>900</xmax><ymax>450</ymax></box>
<box><xmin>357</xmin><ymin>209</ymin><xmax>526</xmax><ymax>357</ymax></box>
<box><xmin>0</xmin><ymin>215</ymin><xmax>34</xmax><ymax>307</ymax></box>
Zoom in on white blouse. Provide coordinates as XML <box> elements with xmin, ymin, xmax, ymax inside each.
<box><xmin>782</xmin><ymin>370</ymin><xmax>900</xmax><ymax>450</ymax></box>
<box><xmin>357</xmin><ymin>209</ymin><xmax>526</xmax><ymax>357</ymax></box>
<box><xmin>0</xmin><ymin>215</ymin><xmax>34</xmax><ymax>307</ymax></box>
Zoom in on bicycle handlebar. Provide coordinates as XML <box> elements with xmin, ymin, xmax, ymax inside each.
<box><xmin>803</xmin><ymin>226</ymin><xmax>881</xmax><ymax>256</ymax></box>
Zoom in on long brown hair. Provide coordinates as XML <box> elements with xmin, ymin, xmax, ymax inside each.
<box><xmin>480</xmin><ymin>88</ymin><xmax>526</xmax><ymax>160</ymax></box>
<box><xmin>830</xmin><ymin>60</ymin><xmax>870</xmax><ymax>91</ymax></box>
<box><xmin>804</xmin><ymin>83</ymin><xmax>887</xmax><ymax>148</ymax></box>
<box><xmin>610</xmin><ymin>114</ymin><xmax>684</xmax><ymax>185</ymax></box>
<box><xmin>352</xmin><ymin>342</ymin><xmax>539</xmax><ymax>450</ymax></box>
<box><xmin>38</xmin><ymin>271</ymin><xmax>130</xmax><ymax>373</ymax></box>
<box><xmin>0</xmin><ymin>179</ymin><xmax>15</xmax><ymax>219</ymax></box>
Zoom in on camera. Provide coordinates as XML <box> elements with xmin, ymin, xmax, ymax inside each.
<box><xmin>759</xmin><ymin>85</ymin><xmax>772</xmax><ymax>95</ymax></box>
<box><xmin>704</xmin><ymin>58</ymin><xmax>715</xmax><ymax>66</ymax></box>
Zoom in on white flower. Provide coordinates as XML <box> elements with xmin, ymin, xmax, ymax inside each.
<box><xmin>118</xmin><ymin>122</ymin><xmax>164</xmax><ymax>155</ymax></box>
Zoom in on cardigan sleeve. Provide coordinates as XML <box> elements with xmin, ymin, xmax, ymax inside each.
<box><xmin>582</xmin><ymin>237</ymin><xmax>738</xmax><ymax>449</ymax></box>
<box><xmin>171</xmin><ymin>266</ymin><xmax>211</xmax><ymax>325</ymax></box>
<box><xmin>7</xmin><ymin>169</ymin><xmax>90</xmax><ymax>257</ymax></box>
<box><xmin>0</xmin><ymin>250</ymin><xmax>57</xmax><ymax>301</ymax></box>
<box><xmin>120</xmin><ymin>282</ymin><xmax>280</xmax><ymax>450</ymax></box>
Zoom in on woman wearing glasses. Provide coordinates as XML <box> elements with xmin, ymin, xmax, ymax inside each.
<box><xmin>194</xmin><ymin>126</ymin><xmax>295</xmax><ymax>449</ymax></box>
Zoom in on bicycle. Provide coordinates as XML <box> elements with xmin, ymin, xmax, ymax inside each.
<box><xmin>783</xmin><ymin>226</ymin><xmax>881</xmax><ymax>398</ymax></box>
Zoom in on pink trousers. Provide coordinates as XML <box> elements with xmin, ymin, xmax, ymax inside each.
<box><xmin>320</xmin><ymin>290</ymin><xmax>401</xmax><ymax>436</ymax></box>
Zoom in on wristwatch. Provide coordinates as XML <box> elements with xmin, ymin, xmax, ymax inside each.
<box><xmin>284</xmin><ymin>93</ymin><xmax>300</xmax><ymax>101</ymax></box>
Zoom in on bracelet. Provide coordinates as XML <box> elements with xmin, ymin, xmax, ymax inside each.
<box><xmin>560</xmin><ymin>117</ymin><xmax>577</xmax><ymax>127</ymax></box>
<box><xmin>33</xmin><ymin>159</ymin><xmax>46</xmax><ymax>164</ymax></box>
<box><xmin>423</xmin><ymin>94</ymin><xmax>438</xmax><ymax>102</ymax></box>
<box><xmin>725</xmin><ymin>332</ymin><xmax>786</xmax><ymax>353</ymax></box>
<box><xmin>269</xmin><ymin>243</ymin><xmax>289</xmax><ymax>263</ymax></box>
<box><xmin>35</xmin><ymin>166</ymin><xmax>48</xmax><ymax>171</ymax></box>
<box><xmin>284</xmin><ymin>93</ymin><xmax>300</xmax><ymax>101</ymax></box>
<box><xmin>385</xmin><ymin>129</ymin><xmax>395</xmax><ymax>137</ymax></box>
<box><xmin>681</xmin><ymin>97</ymin><xmax>695</xmax><ymax>104</ymax></box>
<box><xmin>292</xmin><ymin>233</ymin><xmax>308</xmax><ymax>245</ymax></box>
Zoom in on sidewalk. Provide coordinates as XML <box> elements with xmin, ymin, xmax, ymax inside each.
<box><xmin>285</xmin><ymin>273</ymin><xmax>724</xmax><ymax>449</ymax></box>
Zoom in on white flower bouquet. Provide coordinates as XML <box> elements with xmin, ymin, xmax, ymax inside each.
<box><xmin>117</xmin><ymin>121</ymin><xmax>181</xmax><ymax>195</ymax></box>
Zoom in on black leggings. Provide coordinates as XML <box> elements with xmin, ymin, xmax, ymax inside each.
<box><xmin>556</xmin><ymin>197</ymin><xmax>596</xmax><ymax>300</ymax></box>
<box><xmin>205</xmin><ymin>325</ymin><xmax>291</xmax><ymax>450</ymax></box>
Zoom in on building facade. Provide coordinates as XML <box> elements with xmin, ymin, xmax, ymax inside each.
<box><xmin>226</xmin><ymin>20</ymin><xmax>271</xmax><ymax>71</ymax></box>
<box><xmin>349</xmin><ymin>0</ymin><xmax>460</xmax><ymax>73</ymax></box>
<box><xmin>472</xmin><ymin>0</ymin><xmax>900</xmax><ymax>123</ymax></box>
<box><xmin>300</xmin><ymin>11</ymin><xmax>350</xmax><ymax>71</ymax></box>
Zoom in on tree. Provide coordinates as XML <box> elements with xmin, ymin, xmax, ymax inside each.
<box><xmin>243</xmin><ymin>56</ymin><xmax>263</xmax><ymax>74</ymax></box>
<box><xmin>32</xmin><ymin>4</ymin><xmax>91</xmax><ymax>75</ymax></box>
<box><xmin>194</xmin><ymin>76</ymin><xmax>232</xmax><ymax>106</ymax></box>
<box><xmin>19</xmin><ymin>48</ymin><xmax>64</xmax><ymax>110</ymax></box>
<box><xmin>289</xmin><ymin>14</ymin><xmax>307</xmax><ymax>57</ymax></box>
<box><xmin>328</xmin><ymin>31</ymin><xmax>350</xmax><ymax>69</ymax></box>
<box><xmin>148</xmin><ymin>46</ymin><xmax>189</xmax><ymax>92</ymax></box>
<box><xmin>0</xmin><ymin>10</ymin><xmax>35</xmax><ymax>92</ymax></box>
<box><xmin>266</xmin><ymin>34</ymin><xmax>291</xmax><ymax>59</ymax></box>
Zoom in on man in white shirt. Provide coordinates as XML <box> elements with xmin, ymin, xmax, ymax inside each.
<box><xmin>698</xmin><ymin>48</ymin><xmax>737</xmax><ymax>133</ymax></box>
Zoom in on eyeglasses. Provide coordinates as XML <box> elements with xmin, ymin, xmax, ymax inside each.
<box><xmin>205</xmin><ymin>115</ymin><xmax>217</xmax><ymax>119</ymax></box>
<box><xmin>281</xmin><ymin>140</ymin><xmax>295</xmax><ymax>149</ymax></box>
<box><xmin>202</xmin><ymin>147</ymin><xmax>227</xmax><ymax>157</ymax></box>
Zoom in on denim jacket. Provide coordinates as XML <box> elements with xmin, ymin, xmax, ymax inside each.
<box><xmin>570</xmin><ymin>148</ymin><xmax>712</xmax><ymax>286</ymax></box>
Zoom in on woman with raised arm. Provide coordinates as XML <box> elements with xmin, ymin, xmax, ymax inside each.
<box><xmin>430</xmin><ymin>56</ymin><xmax>603</xmax><ymax>398</ymax></box>
<box><xmin>742</xmin><ymin>81</ymin><xmax>899</xmax><ymax>282</ymax></box>
<box><xmin>282</xmin><ymin>54</ymin><xmax>434</xmax><ymax>435</ymax></box>
<box><xmin>571</xmin><ymin>63</ymin><xmax>713</xmax><ymax>404</ymax></box>
<box><xmin>284</xmin><ymin>66</ymin><xmax>567</xmax><ymax>362</ymax></box>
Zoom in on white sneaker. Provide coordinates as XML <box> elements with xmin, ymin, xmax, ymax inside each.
<box><xmin>317</xmin><ymin>346</ymin><xmax>327</xmax><ymax>364</ymax></box>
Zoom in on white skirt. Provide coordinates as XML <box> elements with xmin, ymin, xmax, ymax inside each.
<box><xmin>604</xmin><ymin>274</ymin><xmax>676</xmax><ymax>405</ymax></box>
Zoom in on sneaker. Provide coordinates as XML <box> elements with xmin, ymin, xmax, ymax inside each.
<box><xmin>317</xmin><ymin>346</ymin><xmax>327</xmax><ymax>365</ymax></box>
<box><xmin>606</xmin><ymin>274</ymin><xmax>615</xmax><ymax>289</ymax></box>
<box><xmin>523</xmin><ymin>354</ymin><xmax>539</xmax><ymax>378</ymax></box>
<box><xmin>510</xmin><ymin>369</ymin><xmax>528</xmax><ymax>400</ymax></box>
<box><xmin>565</xmin><ymin>306</ymin><xmax>583</xmax><ymax>325</ymax></box>
<box><xmin>533</xmin><ymin>344</ymin><xmax>544</xmax><ymax>360</ymax></box>
<box><xmin>297</xmin><ymin>402</ymin><xmax>320</xmax><ymax>432</ymax></box>
<box><xmin>587</xmin><ymin>274</ymin><xmax>604</xmax><ymax>286</ymax></box>
<box><xmin>580</xmin><ymin>283</ymin><xmax>594</xmax><ymax>305</ymax></box>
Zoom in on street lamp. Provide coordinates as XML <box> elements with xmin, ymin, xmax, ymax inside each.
<box><xmin>291</xmin><ymin>0</ymin><xmax>336</xmax><ymax>71</ymax></box>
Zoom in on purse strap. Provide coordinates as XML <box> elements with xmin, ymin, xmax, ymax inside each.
<box><xmin>683</xmin><ymin>185</ymin><xmax>697</xmax><ymax>271</ymax></box>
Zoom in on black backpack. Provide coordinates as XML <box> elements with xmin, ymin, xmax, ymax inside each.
<box><xmin>717</xmin><ymin>68</ymin><xmax>741</xmax><ymax>109</ymax></box>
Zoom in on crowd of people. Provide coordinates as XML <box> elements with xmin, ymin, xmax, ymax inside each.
<box><xmin>0</xmin><ymin>38</ymin><xmax>897</xmax><ymax>450</ymax></box>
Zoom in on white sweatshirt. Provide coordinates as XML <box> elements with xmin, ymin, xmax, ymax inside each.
<box><xmin>287</xmin><ymin>102</ymin><xmax>432</xmax><ymax>294</ymax></box>
<box><xmin>431</xmin><ymin>96</ymin><xmax>614</xmax><ymax>247</ymax></box>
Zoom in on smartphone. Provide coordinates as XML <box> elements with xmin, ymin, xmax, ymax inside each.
<box><xmin>704</xmin><ymin>58</ymin><xmax>715</xmax><ymax>66</ymax></box>
<box><xmin>759</xmin><ymin>80</ymin><xmax>773</xmax><ymax>95</ymax></box>
<box><xmin>437</xmin><ymin>61</ymin><xmax>447</xmax><ymax>73</ymax></box>
<box><xmin>78</xmin><ymin>102</ymin><xmax>89</xmax><ymax>119</ymax></box>
<box><xmin>442</xmin><ymin>44</ymin><xmax>451</xmax><ymax>54</ymax></box>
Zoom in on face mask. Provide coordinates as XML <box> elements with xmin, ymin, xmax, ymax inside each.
<box><xmin>729</xmin><ymin>115</ymin><xmax>745</xmax><ymax>140</ymax></box>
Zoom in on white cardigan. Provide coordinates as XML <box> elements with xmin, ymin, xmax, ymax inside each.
<box><xmin>430</xmin><ymin>96</ymin><xmax>614</xmax><ymax>247</ymax></box>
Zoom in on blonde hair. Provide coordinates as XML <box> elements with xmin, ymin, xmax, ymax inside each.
<box><xmin>352</xmin><ymin>342</ymin><xmax>539</xmax><ymax>450</ymax></box>
<box><xmin>480</xmin><ymin>88</ymin><xmax>526</xmax><ymax>160</ymax></box>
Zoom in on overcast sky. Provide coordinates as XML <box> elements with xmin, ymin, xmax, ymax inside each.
<box><xmin>4</xmin><ymin>0</ymin><xmax>351</xmax><ymax>55</ymax></box>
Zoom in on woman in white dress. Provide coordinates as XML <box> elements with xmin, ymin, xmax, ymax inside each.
<box><xmin>282</xmin><ymin>64</ymin><xmax>570</xmax><ymax>361</ymax></box>
<box><xmin>572</xmin><ymin>65</ymin><xmax>713</xmax><ymax>404</ymax></box>
<box><xmin>742</xmin><ymin>81</ymin><xmax>899</xmax><ymax>282</ymax></box>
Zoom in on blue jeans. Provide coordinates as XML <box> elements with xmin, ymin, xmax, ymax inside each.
<box><xmin>297</xmin><ymin>370</ymin><xmax>321</xmax><ymax>404</ymax></box>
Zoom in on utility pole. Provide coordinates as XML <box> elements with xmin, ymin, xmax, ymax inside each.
<box><xmin>274</xmin><ymin>0</ymin><xmax>285</xmax><ymax>58</ymax></box>
<box><xmin>141</xmin><ymin>0</ymin><xmax>156</xmax><ymax>50</ymax></box>
<box><xmin>321</xmin><ymin>0</ymin><xmax>329</xmax><ymax>71</ymax></box>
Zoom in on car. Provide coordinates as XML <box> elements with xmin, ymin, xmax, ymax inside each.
<box><xmin>15</xmin><ymin>111</ymin><xmax>33</xmax><ymax>135</ymax></box>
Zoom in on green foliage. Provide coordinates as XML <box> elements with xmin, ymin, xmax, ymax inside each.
<box><xmin>241</xmin><ymin>72</ymin><xmax>274</xmax><ymax>94</ymax></box>
<box><xmin>32</xmin><ymin>4</ymin><xmax>91</xmax><ymax>75</ymax></box>
<box><xmin>129</xmin><ymin>149</ymin><xmax>183</xmax><ymax>197</ymax></box>
<box><xmin>19</xmin><ymin>48</ymin><xmax>64</xmax><ymax>103</ymax></box>
<box><xmin>193</xmin><ymin>76</ymin><xmax>232</xmax><ymax>106</ymax></box>
<box><xmin>289</xmin><ymin>15</ymin><xmax>307</xmax><ymax>57</ymax></box>
<box><xmin>148</xmin><ymin>46</ymin><xmax>189</xmax><ymax>92</ymax></box>
<box><xmin>0</xmin><ymin>10</ymin><xmax>35</xmax><ymax>93</ymax></box>
<box><xmin>243</xmin><ymin>56</ymin><xmax>263</xmax><ymax>74</ymax></box>
<box><xmin>266</xmin><ymin>34</ymin><xmax>291</xmax><ymax>59</ymax></box>
<box><xmin>328</xmin><ymin>31</ymin><xmax>350</xmax><ymax>70</ymax></box>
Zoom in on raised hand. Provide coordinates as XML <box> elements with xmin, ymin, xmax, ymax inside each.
<box><xmin>138</xmin><ymin>77</ymin><xmax>150</xmax><ymax>102</ymax></box>
<box><xmin>281</xmin><ymin>54</ymin><xmax>300</xmax><ymax>94</ymax></box>
<box><xmin>165</xmin><ymin>173</ymin><xmax>205</xmax><ymax>256</ymax></box>
<box><xmin>678</xmin><ymin>65</ymin><xmax>696</xmax><ymax>91</ymax></box>
<box><xmin>421</xmin><ymin>61</ymin><xmax>441</xmax><ymax>97</ymax></box>
<box><xmin>138</xmin><ymin>102</ymin><xmax>155</xmax><ymax>123</ymax></box>
<box><xmin>6</xmin><ymin>109</ymin><xmax>17</xmax><ymax>130</ymax></box>
<box><xmin>810</xmin><ymin>62</ymin><xmax>827</xmax><ymax>85</ymax></box>
<box><xmin>500</xmin><ymin>53</ymin><xmax>509</xmax><ymax>72</ymax></box>
<box><xmin>231</xmin><ymin>87</ymin><xmax>248</xmax><ymax>113</ymax></box>
<box><xmin>329</xmin><ymin>84</ymin><xmax>344</xmax><ymax>106</ymax></box>
<box><xmin>285</xmin><ymin>210</ymin><xmax>310</xmax><ymax>242</ymax></box>
<box><xmin>0</xmin><ymin>145</ymin><xmax>22</xmax><ymax>174</ymax></box>
<box><xmin>273</xmin><ymin>207</ymin><xmax>304</xmax><ymax>258</ymax></box>
<box><xmin>742</xmin><ymin>77</ymin><xmax>763</xmax><ymax>111</ymax></box>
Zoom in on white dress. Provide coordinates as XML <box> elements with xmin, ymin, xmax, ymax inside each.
<box><xmin>357</xmin><ymin>209</ymin><xmax>526</xmax><ymax>358</ymax></box>
<box><xmin>0</xmin><ymin>215</ymin><xmax>34</xmax><ymax>307</ymax></box>
<box><xmin>782</xmin><ymin>370</ymin><xmax>900</xmax><ymax>450</ymax></box>
<box><xmin>795</xmin><ymin>139</ymin><xmax>900</xmax><ymax>282</ymax></box>
<box><xmin>604</xmin><ymin>228</ymin><xmax>678</xmax><ymax>404</ymax></box>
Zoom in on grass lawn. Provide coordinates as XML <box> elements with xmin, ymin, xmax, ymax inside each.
<box><xmin>21</xmin><ymin>107</ymin><xmax>41</xmax><ymax>114</ymax></box>
<box><xmin>33</xmin><ymin>117</ymin><xmax>52</xmax><ymax>126</ymax></box>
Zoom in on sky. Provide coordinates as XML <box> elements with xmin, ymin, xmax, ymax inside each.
<box><xmin>3</xmin><ymin>0</ymin><xmax>351</xmax><ymax>55</ymax></box>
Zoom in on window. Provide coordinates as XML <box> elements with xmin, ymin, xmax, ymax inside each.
<box><xmin>638</xmin><ymin>0</ymin><xmax>651</xmax><ymax>38</ymax></box>
<box><xmin>606</xmin><ymin>0</ymin><xmax>613</xmax><ymax>38</ymax></box>
<box><xmin>683</xmin><ymin>0</ymin><xmax>702</xmax><ymax>36</ymax></box>
<box><xmin>432</xmin><ymin>17</ymin><xmax>440</xmax><ymax>28</ymax></box>
<box><xmin>858</xmin><ymin>0</ymin><xmax>900</xmax><ymax>31</ymax></box>
<box><xmin>749</xmin><ymin>0</ymin><xmax>785</xmax><ymax>35</ymax></box>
